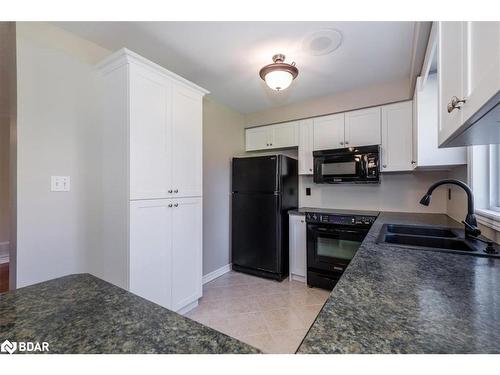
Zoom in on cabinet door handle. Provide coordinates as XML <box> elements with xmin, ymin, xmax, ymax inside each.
<box><xmin>447</xmin><ymin>96</ymin><xmax>466</xmax><ymax>113</ymax></box>
<box><xmin>411</xmin><ymin>160</ymin><xmax>416</xmax><ymax>164</ymax></box>
<box><xmin>168</xmin><ymin>189</ymin><xmax>173</xmax><ymax>193</ymax></box>
<box><xmin>174</xmin><ymin>203</ymin><xmax>178</xmax><ymax>207</ymax></box>
<box><xmin>382</xmin><ymin>164</ymin><xmax>387</xmax><ymax>168</ymax></box>
<box><xmin>168</xmin><ymin>203</ymin><xmax>173</xmax><ymax>208</ymax></box>
<box><xmin>345</xmin><ymin>141</ymin><xmax>349</xmax><ymax>145</ymax></box>
<box><xmin>309</xmin><ymin>168</ymin><xmax>312</xmax><ymax>172</ymax></box>
<box><xmin>174</xmin><ymin>189</ymin><xmax>178</xmax><ymax>193</ymax></box>
<box><xmin>340</xmin><ymin>142</ymin><xmax>344</xmax><ymax>145</ymax></box>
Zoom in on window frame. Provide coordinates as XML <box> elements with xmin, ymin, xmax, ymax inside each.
<box><xmin>470</xmin><ymin>144</ymin><xmax>500</xmax><ymax>230</ymax></box>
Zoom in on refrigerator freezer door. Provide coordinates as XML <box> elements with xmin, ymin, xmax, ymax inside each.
<box><xmin>232</xmin><ymin>156</ymin><xmax>280</xmax><ymax>193</ymax></box>
<box><xmin>231</xmin><ymin>193</ymin><xmax>281</xmax><ymax>274</ymax></box>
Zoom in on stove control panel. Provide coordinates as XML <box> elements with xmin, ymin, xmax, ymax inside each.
<box><xmin>305</xmin><ymin>213</ymin><xmax>377</xmax><ymax>226</ymax></box>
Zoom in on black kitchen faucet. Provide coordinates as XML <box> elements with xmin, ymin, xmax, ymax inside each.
<box><xmin>419</xmin><ymin>179</ymin><xmax>480</xmax><ymax>238</ymax></box>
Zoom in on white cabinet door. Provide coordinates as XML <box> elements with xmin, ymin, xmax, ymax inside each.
<box><xmin>129</xmin><ymin>64</ymin><xmax>171</xmax><ymax>200</ymax></box>
<box><xmin>289</xmin><ymin>214</ymin><xmax>306</xmax><ymax>280</ymax></box>
<box><xmin>245</xmin><ymin>127</ymin><xmax>271</xmax><ymax>151</ymax></box>
<box><xmin>381</xmin><ymin>101</ymin><xmax>413</xmax><ymax>172</ymax></box>
<box><xmin>171</xmin><ymin>84</ymin><xmax>203</xmax><ymax>198</ymax></box>
<box><xmin>462</xmin><ymin>22</ymin><xmax>500</xmax><ymax>123</ymax></box>
<box><xmin>415</xmin><ymin>74</ymin><xmax>466</xmax><ymax>167</ymax></box>
<box><xmin>438</xmin><ymin>22</ymin><xmax>466</xmax><ymax>146</ymax></box>
<box><xmin>344</xmin><ymin>107</ymin><xmax>381</xmax><ymax>147</ymax></box>
<box><xmin>298</xmin><ymin>119</ymin><xmax>314</xmax><ymax>175</ymax></box>
<box><xmin>171</xmin><ymin>197</ymin><xmax>203</xmax><ymax>311</ymax></box>
<box><xmin>129</xmin><ymin>199</ymin><xmax>172</xmax><ymax>309</ymax></box>
<box><xmin>313</xmin><ymin>113</ymin><xmax>345</xmax><ymax>150</ymax></box>
<box><xmin>271</xmin><ymin>121</ymin><xmax>299</xmax><ymax>148</ymax></box>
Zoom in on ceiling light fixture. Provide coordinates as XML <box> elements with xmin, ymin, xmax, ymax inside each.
<box><xmin>259</xmin><ymin>54</ymin><xmax>299</xmax><ymax>91</ymax></box>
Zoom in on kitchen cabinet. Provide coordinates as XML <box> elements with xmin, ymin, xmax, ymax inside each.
<box><xmin>129</xmin><ymin>199</ymin><xmax>173</xmax><ymax>309</ymax></box>
<box><xmin>97</xmin><ymin>48</ymin><xmax>207</xmax><ymax>313</ymax></box>
<box><xmin>298</xmin><ymin>119</ymin><xmax>314</xmax><ymax>175</ymax></box>
<box><xmin>128</xmin><ymin>58</ymin><xmax>203</xmax><ymax>199</ymax></box>
<box><xmin>438</xmin><ymin>22</ymin><xmax>466</xmax><ymax>146</ymax></box>
<box><xmin>344</xmin><ymin>107</ymin><xmax>381</xmax><ymax>147</ymax></box>
<box><xmin>381</xmin><ymin>101</ymin><xmax>414</xmax><ymax>172</ymax></box>
<box><xmin>438</xmin><ymin>21</ymin><xmax>500</xmax><ymax>146</ymax></box>
<box><xmin>272</xmin><ymin>121</ymin><xmax>299</xmax><ymax>148</ymax></box>
<box><xmin>245</xmin><ymin>126</ymin><xmax>271</xmax><ymax>151</ymax></box>
<box><xmin>461</xmin><ymin>22</ymin><xmax>500</xmax><ymax>126</ymax></box>
<box><xmin>289</xmin><ymin>213</ymin><xmax>307</xmax><ymax>282</ymax></box>
<box><xmin>130</xmin><ymin>197</ymin><xmax>202</xmax><ymax>312</ymax></box>
<box><xmin>171</xmin><ymin>197</ymin><xmax>203</xmax><ymax>311</ymax></box>
<box><xmin>414</xmin><ymin>75</ymin><xmax>466</xmax><ymax>168</ymax></box>
<box><xmin>313</xmin><ymin>113</ymin><xmax>345</xmax><ymax>150</ymax></box>
<box><xmin>171</xmin><ymin>84</ymin><xmax>203</xmax><ymax>197</ymax></box>
<box><xmin>245</xmin><ymin>121</ymin><xmax>298</xmax><ymax>151</ymax></box>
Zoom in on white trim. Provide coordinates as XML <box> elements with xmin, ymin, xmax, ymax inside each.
<box><xmin>96</xmin><ymin>48</ymin><xmax>210</xmax><ymax>95</ymax></box>
<box><xmin>202</xmin><ymin>264</ymin><xmax>231</xmax><ymax>285</ymax></box>
<box><xmin>476</xmin><ymin>209</ymin><xmax>500</xmax><ymax>232</ymax></box>
<box><xmin>177</xmin><ymin>300</ymin><xmax>199</xmax><ymax>315</ymax></box>
<box><xmin>290</xmin><ymin>274</ymin><xmax>306</xmax><ymax>284</ymax></box>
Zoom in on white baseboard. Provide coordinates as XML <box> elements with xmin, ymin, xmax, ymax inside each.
<box><xmin>202</xmin><ymin>263</ymin><xmax>231</xmax><ymax>284</ymax></box>
<box><xmin>290</xmin><ymin>274</ymin><xmax>306</xmax><ymax>283</ymax></box>
<box><xmin>177</xmin><ymin>300</ymin><xmax>199</xmax><ymax>315</ymax></box>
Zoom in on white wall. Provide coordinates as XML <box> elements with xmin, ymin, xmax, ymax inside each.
<box><xmin>244</xmin><ymin>79</ymin><xmax>409</xmax><ymax>126</ymax></box>
<box><xmin>202</xmin><ymin>97</ymin><xmax>246</xmax><ymax>275</ymax></box>
<box><xmin>16</xmin><ymin>23</ymin><xmax>110</xmax><ymax>287</ymax></box>
<box><xmin>299</xmin><ymin>171</ymin><xmax>450</xmax><ymax>213</ymax></box>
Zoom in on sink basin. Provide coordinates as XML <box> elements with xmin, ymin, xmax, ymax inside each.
<box><xmin>383</xmin><ymin>233</ymin><xmax>475</xmax><ymax>251</ymax></box>
<box><xmin>377</xmin><ymin>223</ymin><xmax>500</xmax><ymax>258</ymax></box>
<box><xmin>385</xmin><ymin>224</ymin><xmax>457</xmax><ymax>238</ymax></box>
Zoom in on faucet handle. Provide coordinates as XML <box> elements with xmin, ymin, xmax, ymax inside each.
<box><xmin>461</xmin><ymin>221</ymin><xmax>481</xmax><ymax>237</ymax></box>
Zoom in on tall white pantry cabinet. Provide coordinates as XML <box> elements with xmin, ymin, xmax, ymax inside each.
<box><xmin>96</xmin><ymin>49</ymin><xmax>208</xmax><ymax>314</ymax></box>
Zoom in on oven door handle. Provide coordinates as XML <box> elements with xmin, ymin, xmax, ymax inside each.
<box><xmin>312</xmin><ymin>226</ymin><xmax>363</xmax><ymax>235</ymax></box>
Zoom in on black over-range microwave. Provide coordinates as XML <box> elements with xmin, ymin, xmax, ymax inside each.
<box><xmin>313</xmin><ymin>145</ymin><xmax>380</xmax><ymax>184</ymax></box>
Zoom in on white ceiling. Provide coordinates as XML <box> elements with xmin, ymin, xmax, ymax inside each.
<box><xmin>55</xmin><ymin>21</ymin><xmax>424</xmax><ymax>114</ymax></box>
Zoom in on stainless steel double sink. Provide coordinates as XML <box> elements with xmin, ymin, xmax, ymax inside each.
<box><xmin>377</xmin><ymin>224</ymin><xmax>500</xmax><ymax>258</ymax></box>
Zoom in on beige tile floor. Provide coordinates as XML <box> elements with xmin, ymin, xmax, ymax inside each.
<box><xmin>184</xmin><ymin>271</ymin><xmax>331</xmax><ymax>354</ymax></box>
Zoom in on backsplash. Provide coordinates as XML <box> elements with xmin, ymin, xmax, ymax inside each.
<box><xmin>299</xmin><ymin>170</ymin><xmax>452</xmax><ymax>213</ymax></box>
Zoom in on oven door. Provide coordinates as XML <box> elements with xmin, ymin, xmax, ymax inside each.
<box><xmin>307</xmin><ymin>224</ymin><xmax>367</xmax><ymax>274</ymax></box>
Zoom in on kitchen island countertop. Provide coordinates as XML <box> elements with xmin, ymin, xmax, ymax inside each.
<box><xmin>0</xmin><ymin>274</ymin><xmax>259</xmax><ymax>354</ymax></box>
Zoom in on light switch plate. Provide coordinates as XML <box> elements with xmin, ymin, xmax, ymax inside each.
<box><xmin>51</xmin><ymin>176</ymin><xmax>70</xmax><ymax>192</ymax></box>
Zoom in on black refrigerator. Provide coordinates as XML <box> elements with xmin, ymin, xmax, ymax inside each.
<box><xmin>231</xmin><ymin>155</ymin><xmax>298</xmax><ymax>281</ymax></box>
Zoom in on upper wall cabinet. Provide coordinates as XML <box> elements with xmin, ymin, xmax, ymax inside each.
<box><xmin>344</xmin><ymin>107</ymin><xmax>381</xmax><ymax>147</ymax></box>
<box><xmin>298</xmin><ymin>119</ymin><xmax>314</xmax><ymax>175</ymax></box>
<box><xmin>312</xmin><ymin>113</ymin><xmax>345</xmax><ymax>150</ymax></box>
<box><xmin>414</xmin><ymin>74</ymin><xmax>466</xmax><ymax>168</ymax></box>
<box><xmin>438</xmin><ymin>21</ymin><xmax>500</xmax><ymax>146</ymax></box>
<box><xmin>438</xmin><ymin>22</ymin><xmax>466</xmax><ymax>146</ymax></box>
<box><xmin>381</xmin><ymin>101</ymin><xmax>414</xmax><ymax>172</ymax></box>
<box><xmin>245</xmin><ymin>121</ymin><xmax>298</xmax><ymax>151</ymax></box>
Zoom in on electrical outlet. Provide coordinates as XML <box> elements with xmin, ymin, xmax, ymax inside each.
<box><xmin>51</xmin><ymin>176</ymin><xmax>70</xmax><ymax>192</ymax></box>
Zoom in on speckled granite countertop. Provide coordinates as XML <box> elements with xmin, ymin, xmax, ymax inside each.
<box><xmin>297</xmin><ymin>212</ymin><xmax>500</xmax><ymax>354</ymax></box>
<box><xmin>0</xmin><ymin>274</ymin><xmax>259</xmax><ymax>354</ymax></box>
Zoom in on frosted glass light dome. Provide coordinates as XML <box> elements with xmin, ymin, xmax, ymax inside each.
<box><xmin>264</xmin><ymin>70</ymin><xmax>294</xmax><ymax>91</ymax></box>
<box><xmin>259</xmin><ymin>54</ymin><xmax>298</xmax><ymax>92</ymax></box>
